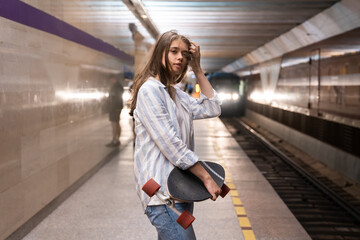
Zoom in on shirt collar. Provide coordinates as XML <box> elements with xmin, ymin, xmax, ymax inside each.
<box><xmin>149</xmin><ymin>76</ymin><xmax>191</xmax><ymax>114</ymax></box>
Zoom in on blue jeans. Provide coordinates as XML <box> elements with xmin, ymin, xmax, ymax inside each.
<box><xmin>145</xmin><ymin>203</ymin><xmax>196</xmax><ymax>240</ymax></box>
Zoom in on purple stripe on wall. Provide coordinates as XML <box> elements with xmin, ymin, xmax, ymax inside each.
<box><xmin>0</xmin><ymin>0</ymin><xmax>134</xmax><ymax>64</ymax></box>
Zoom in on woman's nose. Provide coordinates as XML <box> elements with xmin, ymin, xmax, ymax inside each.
<box><xmin>177</xmin><ymin>52</ymin><xmax>183</xmax><ymax>60</ymax></box>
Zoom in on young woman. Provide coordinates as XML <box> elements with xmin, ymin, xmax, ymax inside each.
<box><xmin>130</xmin><ymin>31</ymin><xmax>222</xmax><ymax>239</ymax></box>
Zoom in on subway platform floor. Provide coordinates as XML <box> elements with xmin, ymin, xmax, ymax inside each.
<box><xmin>22</xmin><ymin>111</ymin><xmax>310</xmax><ymax>240</ymax></box>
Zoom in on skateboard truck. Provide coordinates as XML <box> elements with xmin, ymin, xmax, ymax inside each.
<box><xmin>142</xmin><ymin>178</ymin><xmax>195</xmax><ymax>229</ymax></box>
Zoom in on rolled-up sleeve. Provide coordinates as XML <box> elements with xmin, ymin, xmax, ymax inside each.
<box><xmin>188</xmin><ymin>89</ymin><xmax>221</xmax><ymax>120</ymax></box>
<box><xmin>136</xmin><ymin>85</ymin><xmax>199</xmax><ymax>170</ymax></box>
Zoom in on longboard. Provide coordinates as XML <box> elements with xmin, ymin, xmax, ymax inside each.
<box><xmin>167</xmin><ymin>161</ymin><xmax>226</xmax><ymax>202</ymax></box>
<box><xmin>142</xmin><ymin>161</ymin><xmax>230</xmax><ymax>229</ymax></box>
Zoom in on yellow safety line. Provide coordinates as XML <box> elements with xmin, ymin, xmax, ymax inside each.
<box><xmin>226</xmin><ymin>175</ymin><xmax>256</xmax><ymax>240</ymax></box>
<box><xmin>210</xmin><ymin>126</ymin><xmax>257</xmax><ymax>240</ymax></box>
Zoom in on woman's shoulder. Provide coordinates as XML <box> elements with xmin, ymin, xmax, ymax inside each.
<box><xmin>138</xmin><ymin>77</ymin><xmax>164</xmax><ymax>96</ymax></box>
<box><xmin>140</xmin><ymin>77</ymin><xmax>160</xmax><ymax>89</ymax></box>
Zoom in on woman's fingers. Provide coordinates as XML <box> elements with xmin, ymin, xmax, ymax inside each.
<box><xmin>188</xmin><ymin>41</ymin><xmax>201</xmax><ymax>71</ymax></box>
<box><xmin>189</xmin><ymin>41</ymin><xmax>200</xmax><ymax>56</ymax></box>
<box><xmin>210</xmin><ymin>186</ymin><xmax>222</xmax><ymax>201</ymax></box>
<box><xmin>203</xmin><ymin>176</ymin><xmax>222</xmax><ymax>201</ymax></box>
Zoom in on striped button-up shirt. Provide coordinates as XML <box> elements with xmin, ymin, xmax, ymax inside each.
<box><xmin>133</xmin><ymin>77</ymin><xmax>221</xmax><ymax>210</ymax></box>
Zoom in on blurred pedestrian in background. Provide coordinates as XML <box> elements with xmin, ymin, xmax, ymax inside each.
<box><xmin>106</xmin><ymin>75</ymin><xmax>124</xmax><ymax>147</ymax></box>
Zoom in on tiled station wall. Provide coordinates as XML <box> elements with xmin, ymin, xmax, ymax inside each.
<box><xmin>0</xmin><ymin>10</ymin><xmax>127</xmax><ymax>240</ymax></box>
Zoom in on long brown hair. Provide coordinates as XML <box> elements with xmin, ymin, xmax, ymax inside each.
<box><xmin>129</xmin><ymin>31</ymin><xmax>191</xmax><ymax>116</ymax></box>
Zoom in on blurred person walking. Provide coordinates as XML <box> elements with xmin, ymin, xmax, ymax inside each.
<box><xmin>106</xmin><ymin>76</ymin><xmax>124</xmax><ymax>147</ymax></box>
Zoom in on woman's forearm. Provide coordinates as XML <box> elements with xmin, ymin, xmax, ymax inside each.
<box><xmin>188</xmin><ymin>162</ymin><xmax>221</xmax><ymax>200</ymax></box>
<box><xmin>192</xmin><ymin>68</ymin><xmax>214</xmax><ymax>98</ymax></box>
<box><xmin>189</xmin><ymin>41</ymin><xmax>214</xmax><ymax>98</ymax></box>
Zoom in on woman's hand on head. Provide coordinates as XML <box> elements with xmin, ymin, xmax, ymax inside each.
<box><xmin>188</xmin><ymin>41</ymin><xmax>201</xmax><ymax>71</ymax></box>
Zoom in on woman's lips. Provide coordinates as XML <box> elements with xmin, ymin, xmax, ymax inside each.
<box><xmin>174</xmin><ymin>63</ymin><xmax>182</xmax><ymax>69</ymax></box>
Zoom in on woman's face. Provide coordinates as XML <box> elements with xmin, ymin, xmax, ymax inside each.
<box><xmin>163</xmin><ymin>39</ymin><xmax>189</xmax><ymax>76</ymax></box>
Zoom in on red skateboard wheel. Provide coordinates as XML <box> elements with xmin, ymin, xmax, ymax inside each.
<box><xmin>142</xmin><ymin>178</ymin><xmax>161</xmax><ymax>197</ymax></box>
<box><xmin>220</xmin><ymin>183</ymin><xmax>230</xmax><ymax>198</ymax></box>
<box><xmin>176</xmin><ymin>210</ymin><xmax>195</xmax><ymax>229</ymax></box>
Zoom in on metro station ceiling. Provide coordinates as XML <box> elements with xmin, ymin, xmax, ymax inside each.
<box><xmin>57</xmin><ymin>0</ymin><xmax>339</xmax><ymax>72</ymax></box>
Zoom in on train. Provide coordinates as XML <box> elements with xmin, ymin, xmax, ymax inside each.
<box><xmin>207</xmin><ymin>72</ymin><xmax>246</xmax><ymax>116</ymax></box>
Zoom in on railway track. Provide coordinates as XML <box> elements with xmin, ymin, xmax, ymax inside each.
<box><xmin>221</xmin><ymin>117</ymin><xmax>360</xmax><ymax>240</ymax></box>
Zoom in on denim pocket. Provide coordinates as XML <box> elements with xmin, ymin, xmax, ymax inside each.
<box><xmin>145</xmin><ymin>204</ymin><xmax>196</xmax><ymax>240</ymax></box>
<box><xmin>144</xmin><ymin>206</ymin><xmax>153</xmax><ymax>216</ymax></box>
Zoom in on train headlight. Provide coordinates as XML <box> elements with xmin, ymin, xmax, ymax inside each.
<box><xmin>219</xmin><ymin>92</ymin><xmax>232</xmax><ymax>101</ymax></box>
<box><xmin>232</xmin><ymin>93</ymin><xmax>239</xmax><ymax>100</ymax></box>
<box><xmin>219</xmin><ymin>92</ymin><xmax>239</xmax><ymax>101</ymax></box>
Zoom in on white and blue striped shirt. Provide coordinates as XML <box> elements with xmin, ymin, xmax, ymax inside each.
<box><xmin>133</xmin><ymin>77</ymin><xmax>221</xmax><ymax>210</ymax></box>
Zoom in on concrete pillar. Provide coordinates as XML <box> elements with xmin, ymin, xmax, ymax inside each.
<box><xmin>129</xmin><ymin>23</ymin><xmax>152</xmax><ymax>76</ymax></box>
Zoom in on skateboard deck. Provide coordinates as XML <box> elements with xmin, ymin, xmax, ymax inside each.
<box><xmin>142</xmin><ymin>161</ymin><xmax>230</xmax><ymax>229</ymax></box>
<box><xmin>167</xmin><ymin>161</ymin><xmax>225</xmax><ymax>202</ymax></box>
